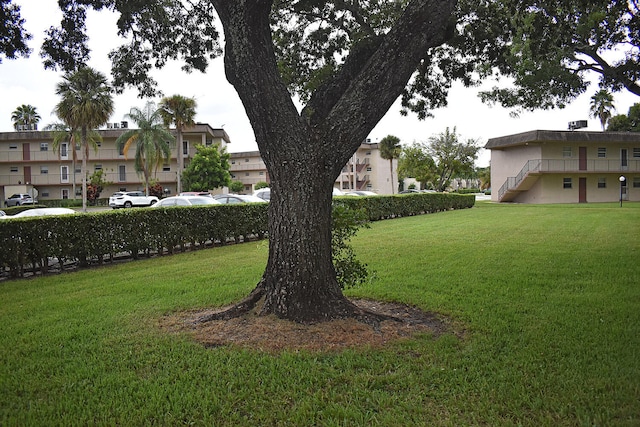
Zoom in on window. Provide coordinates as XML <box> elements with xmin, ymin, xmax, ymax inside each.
<box><xmin>231</xmin><ymin>160</ymin><xmax>236</xmax><ymax>164</ymax></box>
<box><xmin>40</xmin><ymin>143</ymin><xmax>49</xmax><ymax>152</ymax></box>
<box><xmin>9</xmin><ymin>144</ymin><xmax>17</xmax><ymax>150</ymax></box>
<box><xmin>562</xmin><ymin>147</ymin><xmax>572</xmax><ymax>158</ymax></box>
<box><xmin>40</xmin><ymin>166</ymin><xmax>49</xmax><ymax>174</ymax></box>
<box><xmin>259</xmin><ymin>171</ymin><xmax>264</xmax><ymax>176</ymax></box>
<box><xmin>75</xmin><ymin>167</ymin><xmax>81</xmax><ymax>174</ymax></box>
<box><xmin>597</xmin><ymin>147</ymin><xmax>606</xmax><ymax>158</ymax></box>
<box><xmin>118</xmin><ymin>165</ymin><xmax>126</xmax><ymax>182</ymax></box>
<box><xmin>61</xmin><ymin>166</ymin><xmax>69</xmax><ymax>183</ymax></box>
<box><xmin>366</xmin><ymin>167</ymin><xmax>372</xmax><ymax>172</ymax></box>
<box><xmin>183</xmin><ymin>141</ymin><xmax>188</xmax><ymax>156</ymax></box>
<box><xmin>41</xmin><ymin>191</ymin><xmax>49</xmax><ymax>197</ymax></box>
<box><xmin>634</xmin><ymin>177</ymin><xmax>640</xmax><ymax>189</ymax></box>
<box><xmin>231</xmin><ymin>174</ymin><xmax>236</xmax><ymax>179</ymax></box>
<box><xmin>245</xmin><ymin>172</ymin><xmax>250</xmax><ymax>176</ymax></box>
<box><xmin>245</xmin><ymin>158</ymin><xmax>250</xmax><ymax>162</ymax></box>
<box><xmin>563</xmin><ymin>178</ymin><xmax>572</xmax><ymax>189</ymax></box>
<box><xmin>118</xmin><ymin>145</ymin><xmax>125</xmax><ymax>156</ymax></box>
<box><xmin>597</xmin><ymin>177</ymin><xmax>606</xmax><ymax>189</ymax></box>
<box><xmin>633</xmin><ymin>148</ymin><xmax>640</xmax><ymax>158</ymax></box>
<box><xmin>94</xmin><ymin>164</ymin><xmax>102</xmax><ymax>171</ymax></box>
<box><xmin>60</xmin><ymin>143</ymin><xmax>68</xmax><ymax>159</ymax></box>
<box><xmin>162</xmin><ymin>164</ymin><xmax>170</xmax><ymax>172</ymax></box>
<box><xmin>10</xmin><ymin>166</ymin><xmax>18</xmax><ymax>173</ymax></box>
<box><xmin>75</xmin><ymin>188</ymin><xmax>82</xmax><ymax>196</ymax></box>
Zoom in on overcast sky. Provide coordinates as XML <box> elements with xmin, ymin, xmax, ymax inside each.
<box><xmin>2</xmin><ymin>1</ymin><xmax>638</xmax><ymax>167</ymax></box>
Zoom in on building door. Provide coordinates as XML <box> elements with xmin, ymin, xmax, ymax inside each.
<box><xmin>579</xmin><ymin>147</ymin><xmax>587</xmax><ymax>170</ymax></box>
<box><xmin>621</xmin><ymin>148</ymin><xmax>628</xmax><ymax>170</ymax></box>
<box><xmin>23</xmin><ymin>166</ymin><xmax>31</xmax><ymax>184</ymax></box>
<box><xmin>22</xmin><ymin>143</ymin><xmax>30</xmax><ymax>160</ymax></box>
<box><xmin>579</xmin><ymin>177</ymin><xmax>587</xmax><ymax>203</ymax></box>
<box><xmin>61</xmin><ymin>189</ymin><xmax>69</xmax><ymax>200</ymax></box>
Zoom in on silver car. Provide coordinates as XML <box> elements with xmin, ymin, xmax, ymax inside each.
<box><xmin>154</xmin><ymin>196</ymin><xmax>221</xmax><ymax>207</ymax></box>
<box><xmin>5</xmin><ymin>193</ymin><xmax>36</xmax><ymax>207</ymax></box>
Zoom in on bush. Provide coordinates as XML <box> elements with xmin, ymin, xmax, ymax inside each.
<box><xmin>0</xmin><ymin>193</ymin><xmax>474</xmax><ymax>278</ymax></box>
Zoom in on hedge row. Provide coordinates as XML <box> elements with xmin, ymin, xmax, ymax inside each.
<box><xmin>0</xmin><ymin>193</ymin><xmax>474</xmax><ymax>279</ymax></box>
<box><xmin>336</xmin><ymin>192</ymin><xmax>475</xmax><ymax>220</ymax></box>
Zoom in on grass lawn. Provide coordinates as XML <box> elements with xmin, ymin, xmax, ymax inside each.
<box><xmin>1</xmin><ymin>201</ymin><xmax>639</xmax><ymax>426</ymax></box>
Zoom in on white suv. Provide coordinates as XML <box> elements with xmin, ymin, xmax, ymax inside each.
<box><xmin>109</xmin><ymin>191</ymin><xmax>159</xmax><ymax>209</ymax></box>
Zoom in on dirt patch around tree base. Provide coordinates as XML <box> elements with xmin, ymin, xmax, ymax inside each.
<box><xmin>159</xmin><ymin>299</ymin><xmax>456</xmax><ymax>353</ymax></box>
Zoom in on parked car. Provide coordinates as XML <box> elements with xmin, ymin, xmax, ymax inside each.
<box><xmin>178</xmin><ymin>191</ymin><xmax>213</xmax><ymax>198</ymax></box>
<box><xmin>252</xmin><ymin>187</ymin><xmax>344</xmax><ymax>200</ymax></box>
<box><xmin>5</xmin><ymin>193</ymin><xmax>36</xmax><ymax>207</ymax></box>
<box><xmin>154</xmin><ymin>196</ymin><xmax>220</xmax><ymax>207</ymax></box>
<box><xmin>109</xmin><ymin>191</ymin><xmax>159</xmax><ymax>209</ymax></box>
<box><xmin>1</xmin><ymin>207</ymin><xmax>76</xmax><ymax>219</ymax></box>
<box><xmin>253</xmin><ymin>188</ymin><xmax>271</xmax><ymax>201</ymax></box>
<box><xmin>344</xmin><ymin>190</ymin><xmax>378</xmax><ymax>196</ymax></box>
<box><xmin>213</xmin><ymin>194</ymin><xmax>266</xmax><ymax>204</ymax></box>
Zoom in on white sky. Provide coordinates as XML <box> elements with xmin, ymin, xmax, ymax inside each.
<box><xmin>2</xmin><ymin>1</ymin><xmax>638</xmax><ymax>167</ymax></box>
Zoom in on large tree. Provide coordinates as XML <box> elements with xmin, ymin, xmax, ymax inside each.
<box><xmin>33</xmin><ymin>0</ymin><xmax>639</xmax><ymax>323</ymax></box>
<box><xmin>116</xmin><ymin>102</ymin><xmax>174</xmax><ymax>195</ymax></box>
<box><xmin>428</xmin><ymin>127</ymin><xmax>479</xmax><ymax>192</ymax></box>
<box><xmin>398</xmin><ymin>143</ymin><xmax>437</xmax><ymax>190</ymax></box>
<box><xmin>54</xmin><ymin>67</ymin><xmax>114</xmax><ymax>212</ymax></box>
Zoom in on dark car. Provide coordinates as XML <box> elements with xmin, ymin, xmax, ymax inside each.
<box><xmin>5</xmin><ymin>193</ymin><xmax>36</xmax><ymax>207</ymax></box>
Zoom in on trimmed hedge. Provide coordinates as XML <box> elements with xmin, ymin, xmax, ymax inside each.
<box><xmin>336</xmin><ymin>192</ymin><xmax>475</xmax><ymax>221</ymax></box>
<box><xmin>0</xmin><ymin>193</ymin><xmax>474</xmax><ymax>278</ymax></box>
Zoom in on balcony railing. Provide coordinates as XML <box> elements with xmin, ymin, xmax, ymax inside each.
<box><xmin>498</xmin><ymin>158</ymin><xmax>640</xmax><ymax>201</ymax></box>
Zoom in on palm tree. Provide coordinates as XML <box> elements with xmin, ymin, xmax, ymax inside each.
<box><xmin>11</xmin><ymin>104</ymin><xmax>41</xmax><ymax>130</ymax></box>
<box><xmin>590</xmin><ymin>89</ymin><xmax>616</xmax><ymax>131</ymax></box>
<box><xmin>44</xmin><ymin>123</ymin><xmax>102</xmax><ymax>199</ymax></box>
<box><xmin>158</xmin><ymin>95</ymin><xmax>197</xmax><ymax>194</ymax></box>
<box><xmin>54</xmin><ymin>67</ymin><xmax>114</xmax><ymax>212</ymax></box>
<box><xmin>379</xmin><ymin>135</ymin><xmax>402</xmax><ymax>194</ymax></box>
<box><xmin>116</xmin><ymin>102</ymin><xmax>174</xmax><ymax>195</ymax></box>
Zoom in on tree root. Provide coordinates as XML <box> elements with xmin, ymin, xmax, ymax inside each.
<box><xmin>194</xmin><ymin>285</ymin><xmax>401</xmax><ymax>329</ymax></box>
<box><xmin>194</xmin><ymin>287</ymin><xmax>265</xmax><ymax>323</ymax></box>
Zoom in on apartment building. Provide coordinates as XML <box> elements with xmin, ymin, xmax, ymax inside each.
<box><xmin>0</xmin><ymin>123</ymin><xmax>230</xmax><ymax>205</ymax></box>
<box><xmin>486</xmin><ymin>130</ymin><xmax>640</xmax><ymax>203</ymax></box>
<box><xmin>1</xmin><ymin>125</ymin><xmax>397</xmax><ymax>205</ymax></box>
<box><xmin>229</xmin><ymin>140</ymin><xmax>398</xmax><ymax>194</ymax></box>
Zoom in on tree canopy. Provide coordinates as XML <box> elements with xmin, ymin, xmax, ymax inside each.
<box><xmin>607</xmin><ymin>103</ymin><xmax>640</xmax><ymax>132</ymax></box>
<box><xmin>181</xmin><ymin>144</ymin><xmax>231</xmax><ymax>192</ymax></box>
<box><xmin>0</xmin><ymin>0</ymin><xmax>30</xmax><ymax>63</ymax></box>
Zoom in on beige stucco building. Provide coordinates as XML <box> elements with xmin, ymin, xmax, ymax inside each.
<box><xmin>1</xmin><ymin>125</ymin><xmax>397</xmax><ymax>206</ymax></box>
<box><xmin>486</xmin><ymin>130</ymin><xmax>640</xmax><ymax>203</ymax></box>
<box><xmin>229</xmin><ymin>140</ymin><xmax>398</xmax><ymax>194</ymax></box>
<box><xmin>0</xmin><ymin>123</ymin><xmax>230</xmax><ymax>205</ymax></box>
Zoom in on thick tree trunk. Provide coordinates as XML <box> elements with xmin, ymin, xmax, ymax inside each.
<box><xmin>208</xmin><ymin>0</ymin><xmax>456</xmax><ymax>322</ymax></box>
<box><xmin>258</xmin><ymin>156</ymin><xmax>357</xmax><ymax>321</ymax></box>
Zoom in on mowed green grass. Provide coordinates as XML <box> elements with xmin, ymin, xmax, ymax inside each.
<box><xmin>1</xmin><ymin>202</ymin><xmax>638</xmax><ymax>426</ymax></box>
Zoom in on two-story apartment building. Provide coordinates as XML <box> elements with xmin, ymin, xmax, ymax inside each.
<box><xmin>229</xmin><ymin>140</ymin><xmax>397</xmax><ymax>194</ymax></box>
<box><xmin>0</xmin><ymin>123</ymin><xmax>230</xmax><ymax>205</ymax></box>
<box><xmin>486</xmin><ymin>130</ymin><xmax>640</xmax><ymax>203</ymax></box>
